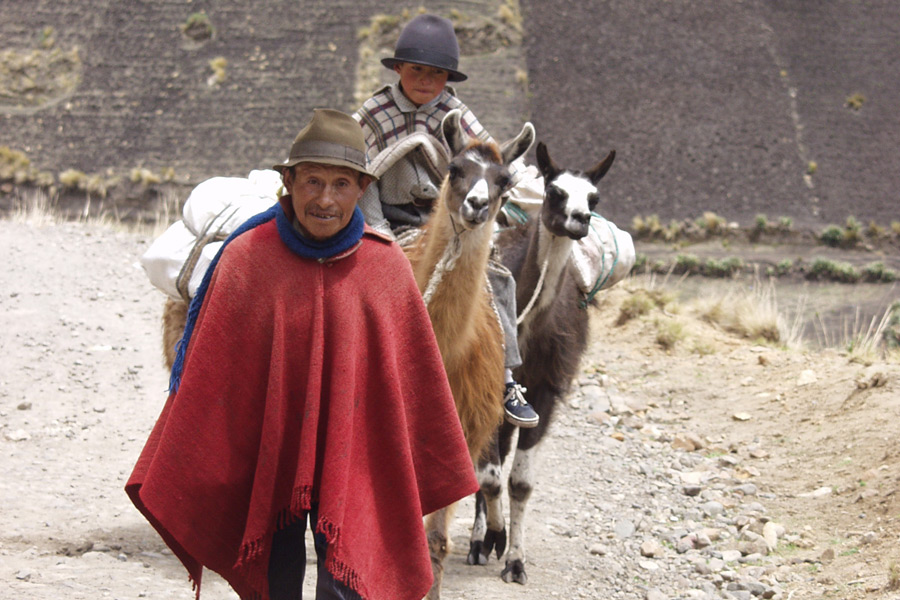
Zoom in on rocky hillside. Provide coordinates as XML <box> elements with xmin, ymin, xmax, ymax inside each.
<box><xmin>2</xmin><ymin>0</ymin><xmax>898</xmax><ymax>229</ymax></box>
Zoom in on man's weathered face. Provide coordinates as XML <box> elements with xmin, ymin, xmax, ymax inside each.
<box><xmin>284</xmin><ymin>163</ymin><xmax>370</xmax><ymax>241</ymax></box>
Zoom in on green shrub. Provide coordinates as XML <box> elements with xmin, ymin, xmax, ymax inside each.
<box><xmin>807</xmin><ymin>258</ymin><xmax>860</xmax><ymax>283</ymax></box>
<box><xmin>750</xmin><ymin>214</ymin><xmax>768</xmax><ymax>242</ymax></box>
<box><xmin>673</xmin><ymin>253</ymin><xmax>700</xmax><ymax>274</ymax></box>
<box><xmin>820</xmin><ymin>225</ymin><xmax>844</xmax><ymax>247</ymax></box>
<box><xmin>753</xmin><ymin>214</ymin><xmax>769</xmax><ymax>233</ymax></box>
<box><xmin>843</xmin><ymin>216</ymin><xmax>862</xmax><ymax>246</ymax></box>
<box><xmin>650</xmin><ymin>259</ymin><xmax>668</xmax><ymax>274</ymax></box>
<box><xmin>885</xmin><ymin>302</ymin><xmax>900</xmax><ymax>348</ymax></box>
<box><xmin>776</xmin><ymin>259</ymin><xmax>793</xmax><ymax>276</ymax></box>
<box><xmin>777</xmin><ymin>216</ymin><xmax>793</xmax><ymax>231</ymax></box>
<box><xmin>862</xmin><ymin>262</ymin><xmax>897</xmax><ymax>283</ymax></box>
<box><xmin>696</xmin><ymin>211</ymin><xmax>726</xmax><ymax>235</ymax></box>
<box><xmin>633</xmin><ymin>253</ymin><xmax>647</xmax><ymax>272</ymax></box>
<box><xmin>664</xmin><ymin>219</ymin><xmax>684</xmax><ymax>242</ymax></box>
<box><xmin>866</xmin><ymin>221</ymin><xmax>885</xmax><ymax>238</ymax></box>
<box><xmin>702</xmin><ymin>257</ymin><xmax>744</xmax><ymax>278</ymax></box>
<box><xmin>829</xmin><ymin>261</ymin><xmax>860</xmax><ymax>283</ymax></box>
<box><xmin>183</xmin><ymin>12</ymin><xmax>214</xmax><ymax>40</ymax></box>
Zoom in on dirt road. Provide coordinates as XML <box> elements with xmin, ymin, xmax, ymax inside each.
<box><xmin>1</xmin><ymin>217</ymin><xmax>898</xmax><ymax>599</ymax></box>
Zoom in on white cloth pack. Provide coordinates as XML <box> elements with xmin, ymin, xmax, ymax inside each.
<box><xmin>141</xmin><ymin>170</ymin><xmax>282</xmax><ymax>300</ymax></box>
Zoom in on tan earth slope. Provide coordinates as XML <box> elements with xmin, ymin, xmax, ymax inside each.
<box><xmin>1</xmin><ymin>216</ymin><xmax>898</xmax><ymax>599</ymax></box>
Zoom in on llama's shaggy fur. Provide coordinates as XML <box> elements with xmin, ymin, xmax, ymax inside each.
<box><xmin>404</xmin><ymin>167</ymin><xmax>506</xmax><ymax>461</ymax></box>
<box><xmin>471</xmin><ymin>142</ymin><xmax>617</xmax><ymax>585</ymax></box>
<box><xmin>162</xmin><ymin>297</ymin><xmax>187</xmax><ymax>370</ymax></box>
<box><xmin>404</xmin><ymin>110</ymin><xmax>533</xmax><ymax>600</ymax></box>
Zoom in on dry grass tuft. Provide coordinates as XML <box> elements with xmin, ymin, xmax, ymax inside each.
<box><xmin>817</xmin><ymin>301</ymin><xmax>900</xmax><ymax>363</ymax></box>
<box><xmin>691</xmin><ymin>284</ymin><xmax>783</xmax><ymax>344</ymax></box>
<box><xmin>11</xmin><ymin>188</ymin><xmax>60</xmax><ymax>226</ymax></box>
<box><xmin>686</xmin><ymin>276</ymin><xmax>802</xmax><ymax>347</ymax></box>
<box><xmin>693</xmin><ymin>293</ymin><xmax>779</xmax><ymax>343</ymax></box>
<box><xmin>888</xmin><ymin>562</ymin><xmax>900</xmax><ymax>591</ymax></box>
<box><xmin>600</xmin><ymin>270</ymin><xmax>900</xmax><ymax>361</ymax></box>
<box><xmin>887</xmin><ymin>563</ymin><xmax>900</xmax><ymax>591</ymax></box>
<box><xmin>615</xmin><ymin>285</ymin><xmax>676</xmax><ymax>326</ymax></box>
<box><xmin>6</xmin><ymin>187</ymin><xmax>180</xmax><ymax>238</ymax></box>
<box><xmin>654</xmin><ymin>317</ymin><xmax>685</xmax><ymax>350</ymax></box>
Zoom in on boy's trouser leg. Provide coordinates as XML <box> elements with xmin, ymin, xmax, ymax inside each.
<box><xmin>487</xmin><ymin>263</ymin><xmax>523</xmax><ymax>370</ymax></box>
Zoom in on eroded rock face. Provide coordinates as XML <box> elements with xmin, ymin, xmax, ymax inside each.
<box><xmin>0</xmin><ymin>43</ymin><xmax>82</xmax><ymax>111</ymax></box>
<box><xmin>2</xmin><ymin>0</ymin><xmax>900</xmax><ymax>231</ymax></box>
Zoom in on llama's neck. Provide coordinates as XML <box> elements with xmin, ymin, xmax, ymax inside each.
<box><xmin>521</xmin><ymin>221</ymin><xmax>574</xmax><ymax>319</ymax></box>
<box><xmin>415</xmin><ymin>186</ymin><xmax>495</xmax><ymax>346</ymax></box>
<box><xmin>420</xmin><ymin>203</ymin><xmax>493</xmax><ymax>293</ymax></box>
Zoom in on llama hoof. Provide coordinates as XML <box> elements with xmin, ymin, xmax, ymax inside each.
<box><xmin>501</xmin><ymin>559</ymin><xmax>528</xmax><ymax>585</ymax></box>
<box><xmin>483</xmin><ymin>527</ymin><xmax>507</xmax><ymax>559</ymax></box>
<box><xmin>466</xmin><ymin>540</ymin><xmax>489</xmax><ymax>565</ymax></box>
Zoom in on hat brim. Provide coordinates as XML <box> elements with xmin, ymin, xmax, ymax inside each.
<box><xmin>272</xmin><ymin>156</ymin><xmax>377</xmax><ymax>180</ymax></box>
<box><xmin>382</xmin><ymin>57</ymin><xmax>467</xmax><ymax>82</ymax></box>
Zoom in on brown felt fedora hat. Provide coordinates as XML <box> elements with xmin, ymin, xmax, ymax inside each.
<box><xmin>381</xmin><ymin>14</ymin><xmax>467</xmax><ymax>82</ymax></box>
<box><xmin>273</xmin><ymin>109</ymin><xmax>375</xmax><ymax>178</ymax></box>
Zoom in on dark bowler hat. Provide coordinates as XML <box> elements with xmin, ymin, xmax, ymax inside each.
<box><xmin>381</xmin><ymin>14</ymin><xmax>467</xmax><ymax>82</ymax></box>
<box><xmin>272</xmin><ymin>109</ymin><xmax>375</xmax><ymax>178</ymax></box>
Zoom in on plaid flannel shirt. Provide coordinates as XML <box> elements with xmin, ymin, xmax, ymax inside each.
<box><xmin>353</xmin><ymin>83</ymin><xmax>492</xmax><ymax>164</ymax></box>
<box><xmin>353</xmin><ymin>83</ymin><xmax>525</xmax><ymax>371</ymax></box>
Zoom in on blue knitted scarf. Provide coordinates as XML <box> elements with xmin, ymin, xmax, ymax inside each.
<box><xmin>168</xmin><ymin>202</ymin><xmax>365</xmax><ymax>391</ymax></box>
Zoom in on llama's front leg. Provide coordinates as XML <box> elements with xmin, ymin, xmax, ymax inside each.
<box><xmin>468</xmin><ymin>460</ymin><xmax>506</xmax><ymax>565</ymax></box>
<box><xmin>424</xmin><ymin>502</ymin><xmax>457</xmax><ymax>600</ymax></box>
<box><xmin>501</xmin><ymin>446</ymin><xmax>535</xmax><ymax>585</ymax></box>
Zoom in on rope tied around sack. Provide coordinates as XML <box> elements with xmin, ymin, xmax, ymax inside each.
<box><xmin>175</xmin><ymin>205</ymin><xmax>240</xmax><ymax>303</ymax></box>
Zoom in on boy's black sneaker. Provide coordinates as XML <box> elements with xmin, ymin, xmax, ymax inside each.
<box><xmin>503</xmin><ymin>383</ymin><xmax>539</xmax><ymax>428</ymax></box>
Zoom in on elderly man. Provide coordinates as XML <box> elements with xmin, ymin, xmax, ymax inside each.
<box><xmin>126</xmin><ymin>109</ymin><xmax>477</xmax><ymax>600</ymax></box>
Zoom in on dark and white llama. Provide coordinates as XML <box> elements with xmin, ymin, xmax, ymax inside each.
<box><xmin>469</xmin><ymin>141</ymin><xmax>616</xmax><ymax>584</ymax></box>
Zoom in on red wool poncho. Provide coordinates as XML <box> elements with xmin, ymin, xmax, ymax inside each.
<box><xmin>127</xmin><ymin>209</ymin><xmax>477</xmax><ymax>600</ymax></box>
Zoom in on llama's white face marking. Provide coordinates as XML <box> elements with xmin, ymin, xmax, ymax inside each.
<box><xmin>542</xmin><ymin>171</ymin><xmax>598</xmax><ymax>239</ymax></box>
<box><xmin>448</xmin><ymin>149</ymin><xmax>511</xmax><ymax>229</ymax></box>
<box><xmin>463</xmin><ymin>177</ymin><xmax>490</xmax><ymax>222</ymax></box>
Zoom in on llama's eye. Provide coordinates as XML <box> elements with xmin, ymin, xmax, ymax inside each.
<box><xmin>448</xmin><ymin>164</ymin><xmax>461</xmax><ymax>180</ymax></box>
<box><xmin>587</xmin><ymin>193</ymin><xmax>599</xmax><ymax>209</ymax></box>
<box><xmin>496</xmin><ymin>175</ymin><xmax>511</xmax><ymax>190</ymax></box>
<box><xmin>546</xmin><ymin>185</ymin><xmax>565</xmax><ymax>204</ymax></box>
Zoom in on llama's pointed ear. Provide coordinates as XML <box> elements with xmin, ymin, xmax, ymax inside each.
<box><xmin>442</xmin><ymin>109</ymin><xmax>469</xmax><ymax>157</ymax></box>
<box><xmin>500</xmin><ymin>122</ymin><xmax>535</xmax><ymax>166</ymax></box>
<box><xmin>535</xmin><ymin>141</ymin><xmax>559</xmax><ymax>180</ymax></box>
<box><xmin>587</xmin><ymin>150</ymin><xmax>616</xmax><ymax>185</ymax></box>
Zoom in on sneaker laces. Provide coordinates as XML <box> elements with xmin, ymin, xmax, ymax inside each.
<box><xmin>506</xmin><ymin>383</ymin><xmax>528</xmax><ymax>406</ymax></box>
